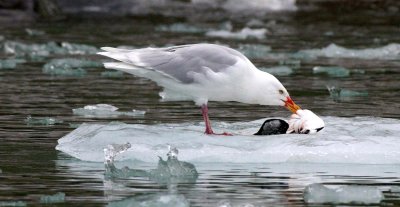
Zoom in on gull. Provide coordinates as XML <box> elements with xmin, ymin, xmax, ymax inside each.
<box><xmin>98</xmin><ymin>43</ymin><xmax>301</xmax><ymax>135</ymax></box>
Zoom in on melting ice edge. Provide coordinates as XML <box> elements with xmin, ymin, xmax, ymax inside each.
<box><xmin>56</xmin><ymin>116</ymin><xmax>400</xmax><ymax>164</ymax></box>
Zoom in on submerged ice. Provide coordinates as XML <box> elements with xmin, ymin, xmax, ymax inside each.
<box><xmin>304</xmin><ymin>183</ymin><xmax>383</xmax><ymax>204</ymax></box>
<box><xmin>56</xmin><ymin>116</ymin><xmax>400</xmax><ymax>164</ymax></box>
<box><xmin>104</xmin><ymin>143</ymin><xmax>198</xmax><ymax>183</ymax></box>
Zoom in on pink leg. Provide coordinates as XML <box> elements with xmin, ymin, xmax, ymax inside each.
<box><xmin>201</xmin><ymin>104</ymin><xmax>214</xmax><ymax>134</ymax></box>
<box><xmin>201</xmin><ymin>104</ymin><xmax>232</xmax><ymax>136</ymax></box>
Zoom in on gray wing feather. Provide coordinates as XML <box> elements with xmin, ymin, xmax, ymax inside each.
<box><xmin>102</xmin><ymin>44</ymin><xmax>247</xmax><ymax>83</ymax></box>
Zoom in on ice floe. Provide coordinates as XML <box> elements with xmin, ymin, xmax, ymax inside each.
<box><xmin>298</xmin><ymin>43</ymin><xmax>400</xmax><ymax>59</ymax></box>
<box><xmin>327</xmin><ymin>86</ymin><xmax>368</xmax><ymax>102</ymax></box>
<box><xmin>313</xmin><ymin>66</ymin><xmax>350</xmax><ymax>77</ymax></box>
<box><xmin>236</xmin><ymin>44</ymin><xmax>271</xmax><ymax>59</ymax></box>
<box><xmin>25</xmin><ymin>116</ymin><xmax>63</xmax><ymax>126</ymax></box>
<box><xmin>42</xmin><ymin>58</ymin><xmax>102</xmax><ymax>77</ymax></box>
<box><xmin>206</xmin><ymin>27</ymin><xmax>267</xmax><ymax>40</ymax></box>
<box><xmin>72</xmin><ymin>104</ymin><xmax>145</xmax><ymax>118</ymax></box>
<box><xmin>56</xmin><ymin>116</ymin><xmax>400</xmax><ymax>164</ymax></box>
<box><xmin>304</xmin><ymin>183</ymin><xmax>383</xmax><ymax>204</ymax></box>
<box><xmin>1</xmin><ymin>41</ymin><xmax>99</xmax><ymax>59</ymax></box>
<box><xmin>259</xmin><ymin>66</ymin><xmax>293</xmax><ymax>76</ymax></box>
<box><xmin>155</xmin><ymin>23</ymin><xmax>207</xmax><ymax>33</ymax></box>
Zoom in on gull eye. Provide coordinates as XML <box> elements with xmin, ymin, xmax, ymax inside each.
<box><xmin>278</xmin><ymin>89</ymin><xmax>284</xmax><ymax>95</ymax></box>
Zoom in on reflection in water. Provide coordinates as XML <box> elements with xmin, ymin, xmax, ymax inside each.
<box><xmin>103</xmin><ymin>144</ymin><xmax>197</xmax><ymax>206</ymax></box>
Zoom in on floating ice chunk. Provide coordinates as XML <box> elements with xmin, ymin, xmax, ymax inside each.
<box><xmin>101</xmin><ymin>71</ymin><xmax>124</xmax><ymax>78</ymax></box>
<box><xmin>304</xmin><ymin>184</ymin><xmax>384</xmax><ymax>204</ymax></box>
<box><xmin>0</xmin><ymin>59</ymin><xmax>26</xmax><ymax>69</ymax></box>
<box><xmin>298</xmin><ymin>43</ymin><xmax>400</xmax><ymax>59</ymax></box>
<box><xmin>246</xmin><ymin>19</ymin><xmax>264</xmax><ymax>27</ymax></box>
<box><xmin>279</xmin><ymin>59</ymin><xmax>301</xmax><ymax>69</ymax></box>
<box><xmin>25</xmin><ymin>116</ymin><xmax>63</xmax><ymax>126</ymax></box>
<box><xmin>56</xmin><ymin>116</ymin><xmax>400</xmax><ymax>164</ymax></box>
<box><xmin>237</xmin><ymin>44</ymin><xmax>271</xmax><ymax>59</ymax></box>
<box><xmin>327</xmin><ymin>86</ymin><xmax>368</xmax><ymax>102</ymax></box>
<box><xmin>206</xmin><ymin>27</ymin><xmax>267</xmax><ymax>40</ymax></box>
<box><xmin>155</xmin><ymin>23</ymin><xmax>207</xmax><ymax>33</ymax></box>
<box><xmin>221</xmin><ymin>0</ymin><xmax>297</xmax><ymax>11</ymax></box>
<box><xmin>42</xmin><ymin>58</ymin><xmax>101</xmax><ymax>77</ymax></box>
<box><xmin>25</xmin><ymin>28</ymin><xmax>45</xmax><ymax>36</ymax></box>
<box><xmin>72</xmin><ymin>104</ymin><xmax>145</xmax><ymax>118</ymax></box>
<box><xmin>60</xmin><ymin>42</ymin><xmax>99</xmax><ymax>55</ymax></box>
<box><xmin>84</xmin><ymin>104</ymin><xmax>118</xmax><ymax>111</ymax></box>
<box><xmin>313</xmin><ymin>66</ymin><xmax>350</xmax><ymax>77</ymax></box>
<box><xmin>107</xmin><ymin>194</ymin><xmax>190</xmax><ymax>207</ymax></box>
<box><xmin>1</xmin><ymin>41</ymin><xmax>98</xmax><ymax>58</ymax></box>
<box><xmin>259</xmin><ymin>66</ymin><xmax>293</xmax><ymax>76</ymax></box>
<box><xmin>0</xmin><ymin>201</ymin><xmax>27</xmax><ymax>206</ymax></box>
<box><xmin>39</xmin><ymin>192</ymin><xmax>66</xmax><ymax>204</ymax></box>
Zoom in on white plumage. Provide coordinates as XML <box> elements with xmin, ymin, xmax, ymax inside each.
<box><xmin>98</xmin><ymin>43</ymin><xmax>300</xmax><ymax>135</ymax></box>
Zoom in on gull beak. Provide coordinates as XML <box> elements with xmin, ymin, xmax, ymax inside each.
<box><xmin>284</xmin><ymin>96</ymin><xmax>301</xmax><ymax>113</ymax></box>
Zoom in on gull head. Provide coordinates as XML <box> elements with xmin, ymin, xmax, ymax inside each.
<box><xmin>256</xmin><ymin>72</ymin><xmax>301</xmax><ymax>113</ymax></box>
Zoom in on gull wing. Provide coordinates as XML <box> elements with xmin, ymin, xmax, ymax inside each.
<box><xmin>98</xmin><ymin>44</ymin><xmax>249</xmax><ymax>83</ymax></box>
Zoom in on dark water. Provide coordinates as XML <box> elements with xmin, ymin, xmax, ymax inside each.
<box><xmin>1</xmin><ymin>10</ymin><xmax>400</xmax><ymax>206</ymax></box>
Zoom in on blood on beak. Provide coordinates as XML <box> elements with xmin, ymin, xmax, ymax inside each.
<box><xmin>284</xmin><ymin>96</ymin><xmax>301</xmax><ymax>113</ymax></box>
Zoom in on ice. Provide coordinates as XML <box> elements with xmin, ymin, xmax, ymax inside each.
<box><xmin>259</xmin><ymin>66</ymin><xmax>293</xmax><ymax>76</ymax></box>
<box><xmin>0</xmin><ymin>201</ymin><xmax>27</xmax><ymax>206</ymax></box>
<box><xmin>303</xmin><ymin>183</ymin><xmax>383</xmax><ymax>204</ymax></box>
<box><xmin>390</xmin><ymin>186</ymin><xmax>400</xmax><ymax>193</ymax></box>
<box><xmin>56</xmin><ymin>116</ymin><xmax>400</xmax><ymax>164</ymax></box>
<box><xmin>25</xmin><ymin>116</ymin><xmax>63</xmax><ymax>126</ymax></box>
<box><xmin>327</xmin><ymin>86</ymin><xmax>368</xmax><ymax>102</ymax></box>
<box><xmin>60</xmin><ymin>42</ymin><xmax>99</xmax><ymax>55</ymax></box>
<box><xmin>279</xmin><ymin>59</ymin><xmax>301</xmax><ymax>69</ymax></box>
<box><xmin>107</xmin><ymin>194</ymin><xmax>189</xmax><ymax>207</ymax></box>
<box><xmin>101</xmin><ymin>71</ymin><xmax>124</xmax><ymax>78</ymax></box>
<box><xmin>104</xmin><ymin>144</ymin><xmax>198</xmax><ymax>183</ymax></box>
<box><xmin>25</xmin><ymin>28</ymin><xmax>45</xmax><ymax>36</ymax></box>
<box><xmin>298</xmin><ymin>43</ymin><xmax>400</xmax><ymax>59</ymax></box>
<box><xmin>104</xmin><ymin>142</ymin><xmax>132</xmax><ymax>163</ymax></box>
<box><xmin>0</xmin><ymin>59</ymin><xmax>26</xmax><ymax>69</ymax></box>
<box><xmin>218</xmin><ymin>0</ymin><xmax>297</xmax><ymax>12</ymax></box>
<box><xmin>313</xmin><ymin>66</ymin><xmax>350</xmax><ymax>77</ymax></box>
<box><xmin>42</xmin><ymin>58</ymin><xmax>101</xmax><ymax>76</ymax></box>
<box><xmin>72</xmin><ymin>104</ymin><xmax>145</xmax><ymax>118</ymax></box>
<box><xmin>236</xmin><ymin>44</ymin><xmax>271</xmax><ymax>59</ymax></box>
<box><xmin>39</xmin><ymin>192</ymin><xmax>66</xmax><ymax>204</ymax></box>
<box><xmin>155</xmin><ymin>23</ymin><xmax>207</xmax><ymax>33</ymax></box>
<box><xmin>1</xmin><ymin>41</ymin><xmax>98</xmax><ymax>58</ymax></box>
<box><xmin>206</xmin><ymin>27</ymin><xmax>267</xmax><ymax>40</ymax></box>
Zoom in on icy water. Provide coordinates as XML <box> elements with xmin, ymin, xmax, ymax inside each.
<box><xmin>1</xmin><ymin>10</ymin><xmax>400</xmax><ymax>206</ymax></box>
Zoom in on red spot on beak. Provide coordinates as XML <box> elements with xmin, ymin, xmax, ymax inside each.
<box><xmin>284</xmin><ymin>96</ymin><xmax>301</xmax><ymax>113</ymax></box>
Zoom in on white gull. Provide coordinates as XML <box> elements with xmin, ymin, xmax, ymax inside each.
<box><xmin>98</xmin><ymin>43</ymin><xmax>300</xmax><ymax>135</ymax></box>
